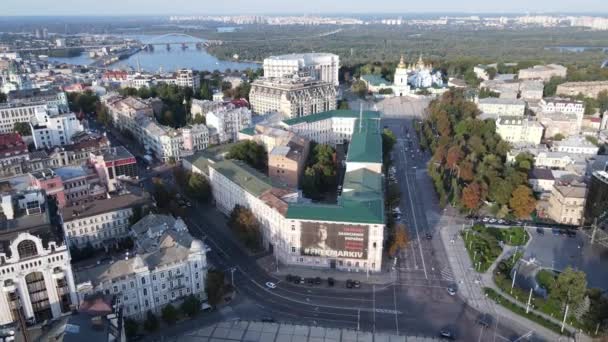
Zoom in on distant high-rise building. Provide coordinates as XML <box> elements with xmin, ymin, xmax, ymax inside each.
<box><xmin>42</xmin><ymin>28</ymin><xmax>49</xmax><ymax>39</ymax></box>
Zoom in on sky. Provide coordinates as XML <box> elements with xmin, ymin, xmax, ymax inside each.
<box><xmin>2</xmin><ymin>0</ymin><xmax>608</xmax><ymax>16</ymax></box>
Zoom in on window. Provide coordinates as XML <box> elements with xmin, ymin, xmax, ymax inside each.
<box><xmin>17</xmin><ymin>240</ymin><xmax>38</xmax><ymax>259</ymax></box>
<box><xmin>141</xmin><ymin>277</ymin><xmax>146</xmax><ymax>285</ymax></box>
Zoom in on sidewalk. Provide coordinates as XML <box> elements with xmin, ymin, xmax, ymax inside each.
<box><xmin>438</xmin><ymin>212</ymin><xmax>575</xmax><ymax>342</ymax></box>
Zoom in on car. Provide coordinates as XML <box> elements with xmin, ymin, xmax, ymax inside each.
<box><xmin>425</xmin><ymin>233</ymin><xmax>433</xmax><ymax>240</ymax></box>
<box><xmin>489</xmin><ymin>218</ymin><xmax>497</xmax><ymax>223</ymax></box>
<box><xmin>286</xmin><ymin>274</ymin><xmax>294</xmax><ymax>282</ymax></box>
<box><xmin>314</xmin><ymin>277</ymin><xmax>322</xmax><ymax>285</ymax></box>
<box><xmin>476</xmin><ymin>314</ymin><xmax>493</xmax><ymax>327</ymax></box>
<box><xmin>352</xmin><ymin>280</ymin><xmax>361</xmax><ymax>288</ymax></box>
<box><xmin>536</xmin><ymin>228</ymin><xmax>544</xmax><ymax>235</ymax></box>
<box><xmin>186</xmin><ymin>201</ymin><xmax>192</xmax><ymax>207</ymax></box>
<box><xmin>346</xmin><ymin>280</ymin><xmax>354</xmax><ymax>288</ymax></box>
<box><xmin>439</xmin><ymin>330</ymin><xmax>454</xmax><ymax>339</ymax></box>
<box><xmin>497</xmin><ymin>219</ymin><xmax>505</xmax><ymax>224</ymax></box>
<box><xmin>482</xmin><ymin>217</ymin><xmax>489</xmax><ymax>223</ymax></box>
<box><xmin>559</xmin><ymin>229</ymin><xmax>567</xmax><ymax>237</ymax></box>
<box><xmin>265</xmin><ymin>282</ymin><xmax>276</xmax><ymax>289</ymax></box>
<box><xmin>327</xmin><ymin>277</ymin><xmax>335</xmax><ymax>287</ymax></box>
<box><xmin>567</xmin><ymin>230</ymin><xmax>577</xmax><ymax>238</ymax></box>
<box><xmin>261</xmin><ymin>316</ymin><xmax>276</xmax><ymax>323</ymax></box>
<box><xmin>306</xmin><ymin>278</ymin><xmax>315</xmax><ymax>285</ymax></box>
<box><xmin>447</xmin><ymin>286</ymin><xmax>457</xmax><ymax>296</ymax></box>
<box><xmin>552</xmin><ymin>228</ymin><xmax>560</xmax><ymax>236</ymax></box>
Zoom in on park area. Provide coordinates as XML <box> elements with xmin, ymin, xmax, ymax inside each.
<box><xmin>461</xmin><ymin>224</ymin><xmax>529</xmax><ymax>272</ymax></box>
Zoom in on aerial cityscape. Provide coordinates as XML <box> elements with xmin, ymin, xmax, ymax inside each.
<box><xmin>1</xmin><ymin>1</ymin><xmax>608</xmax><ymax>341</ymax></box>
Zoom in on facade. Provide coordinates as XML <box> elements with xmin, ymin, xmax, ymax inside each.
<box><xmin>518</xmin><ymin>64</ymin><xmax>567</xmax><ymax>82</ymax></box>
<box><xmin>0</xmin><ymin>133</ymin><xmax>28</xmax><ymax>167</ymax></box>
<box><xmin>547</xmin><ymin>184</ymin><xmax>587</xmax><ymax>225</ymax></box>
<box><xmin>75</xmin><ymin>214</ymin><xmax>208</xmax><ymax>319</ymax></box>
<box><xmin>584</xmin><ymin>171</ymin><xmax>608</xmax><ymax>224</ymax></box>
<box><xmin>54</xmin><ymin>165</ymin><xmax>104</xmax><ymax>207</ymax></box>
<box><xmin>7</xmin><ymin>88</ymin><xmax>69</xmax><ymax>112</ymax></box>
<box><xmin>184</xmin><ymin>109</ymin><xmax>385</xmax><ymax>273</ymax></box>
<box><xmin>263</xmin><ymin>53</ymin><xmax>340</xmax><ymax>86</ymax></box>
<box><xmin>478</xmin><ymin>98</ymin><xmax>526</xmax><ymax>116</ymax></box>
<box><xmin>0</xmin><ymin>191</ymin><xmax>77</xmax><ymax>325</ymax></box>
<box><xmin>174</xmin><ymin>69</ymin><xmax>200</xmax><ymax>91</ymax></box>
<box><xmin>267</xmin><ymin>135</ymin><xmax>310</xmax><ymax>189</ymax></box>
<box><xmin>61</xmin><ymin>190</ymin><xmax>152</xmax><ymax>249</ymax></box>
<box><xmin>495</xmin><ymin>116</ymin><xmax>544</xmax><ymax>145</ymax></box>
<box><xmin>206</xmin><ymin>106</ymin><xmax>252</xmax><ymax>143</ymax></box>
<box><xmin>191</xmin><ymin>99</ymin><xmax>224</xmax><ymax>118</ymax></box>
<box><xmin>537</xmin><ymin>113</ymin><xmax>580</xmax><ymax>139</ymax></box>
<box><xmin>249</xmin><ymin>77</ymin><xmax>336</xmax><ymax>118</ymax></box>
<box><xmin>557</xmin><ymin>81</ymin><xmax>608</xmax><ymax>98</ymax></box>
<box><xmin>528</xmin><ymin>168</ymin><xmax>555</xmax><ymax>193</ymax></box>
<box><xmin>539</xmin><ymin>97</ymin><xmax>585</xmax><ymax>132</ymax></box>
<box><xmin>88</xmin><ymin>146</ymin><xmax>138</xmax><ymax>193</ymax></box>
<box><xmin>0</xmin><ymin>102</ymin><xmax>48</xmax><ymax>134</ymax></box>
<box><xmin>30</xmin><ymin>109</ymin><xmax>84</xmax><ymax>149</ymax></box>
<box><xmin>552</xmin><ymin>135</ymin><xmax>600</xmax><ymax>155</ymax></box>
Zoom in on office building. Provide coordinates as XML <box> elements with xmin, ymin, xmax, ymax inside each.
<box><xmin>30</xmin><ymin>109</ymin><xmax>84</xmax><ymax>149</ymax></box>
<box><xmin>263</xmin><ymin>53</ymin><xmax>340</xmax><ymax>86</ymax></box>
<box><xmin>547</xmin><ymin>183</ymin><xmax>587</xmax><ymax>225</ymax></box>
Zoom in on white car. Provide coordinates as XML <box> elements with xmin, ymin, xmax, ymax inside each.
<box><xmin>482</xmin><ymin>217</ymin><xmax>489</xmax><ymax>222</ymax></box>
<box><xmin>265</xmin><ymin>282</ymin><xmax>276</xmax><ymax>289</ymax></box>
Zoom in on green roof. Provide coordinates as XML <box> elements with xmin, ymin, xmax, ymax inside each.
<box><xmin>361</xmin><ymin>74</ymin><xmax>390</xmax><ymax>87</ymax></box>
<box><xmin>239</xmin><ymin>127</ymin><xmax>255</xmax><ymax>136</ymax></box>
<box><xmin>212</xmin><ymin>160</ymin><xmax>280</xmax><ymax>197</ymax></box>
<box><xmin>286</xmin><ymin>168</ymin><xmax>384</xmax><ymax>224</ymax></box>
<box><xmin>282</xmin><ymin>109</ymin><xmax>380</xmax><ymax>126</ymax></box>
<box><xmin>346</xmin><ymin>119</ymin><xmax>382</xmax><ymax>164</ymax></box>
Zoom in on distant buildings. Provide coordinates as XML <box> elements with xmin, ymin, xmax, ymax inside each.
<box><xmin>557</xmin><ymin>81</ymin><xmax>608</xmax><ymax>99</ymax></box>
<box><xmin>264</xmin><ymin>53</ymin><xmax>340</xmax><ymax>86</ymax></box>
<box><xmin>477</xmin><ymin>98</ymin><xmax>526</xmax><ymax>116</ymax></box>
<box><xmin>552</xmin><ymin>135</ymin><xmax>599</xmax><ymax>155</ymax></box>
<box><xmin>249</xmin><ymin>77</ymin><xmax>336</xmax><ymax>118</ymax></box>
<box><xmin>517</xmin><ymin>64</ymin><xmax>567</xmax><ymax>82</ymax></box>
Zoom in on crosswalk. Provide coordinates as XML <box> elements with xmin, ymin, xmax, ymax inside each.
<box><xmin>440</xmin><ymin>267</ymin><xmax>454</xmax><ymax>282</ymax></box>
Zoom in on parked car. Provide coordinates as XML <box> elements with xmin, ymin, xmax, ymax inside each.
<box><xmin>346</xmin><ymin>280</ymin><xmax>354</xmax><ymax>288</ymax></box>
<box><xmin>536</xmin><ymin>228</ymin><xmax>544</xmax><ymax>235</ymax></box>
<box><xmin>352</xmin><ymin>280</ymin><xmax>361</xmax><ymax>288</ymax></box>
<box><xmin>567</xmin><ymin>230</ymin><xmax>577</xmax><ymax>238</ymax></box>
<box><xmin>265</xmin><ymin>282</ymin><xmax>276</xmax><ymax>289</ymax></box>
<box><xmin>327</xmin><ymin>277</ymin><xmax>335</xmax><ymax>287</ymax></box>
<box><xmin>439</xmin><ymin>330</ymin><xmax>455</xmax><ymax>339</ymax></box>
<box><xmin>425</xmin><ymin>232</ymin><xmax>433</xmax><ymax>240</ymax></box>
<box><xmin>476</xmin><ymin>314</ymin><xmax>493</xmax><ymax>327</ymax></box>
<box><xmin>306</xmin><ymin>278</ymin><xmax>314</xmax><ymax>285</ymax></box>
<box><xmin>447</xmin><ymin>286</ymin><xmax>457</xmax><ymax>296</ymax></box>
<box><xmin>314</xmin><ymin>277</ymin><xmax>322</xmax><ymax>285</ymax></box>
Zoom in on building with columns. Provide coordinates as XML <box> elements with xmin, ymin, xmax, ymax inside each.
<box><xmin>0</xmin><ymin>190</ymin><xmax>77</xmax><ymax>325</ymax></box>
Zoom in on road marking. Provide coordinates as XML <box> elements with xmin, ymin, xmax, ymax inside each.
<box><xmin>393</xmin><ymin>284</ymin><xmax>399</xmax><ymax>334</ymax></box>
<box><xmin>372</xmin><ymin>284</ymin><xmax>376</xmax><ymax>332</ymax></box>
<box><xmin>400</xmin><ymin>140</ymin><xmax>428</xmax><ymax>279</ymax></box>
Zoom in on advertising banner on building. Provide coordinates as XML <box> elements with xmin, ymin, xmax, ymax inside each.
<box><xmin>300</xmin><ymin>222</ymin><xmax>368</xmax><ymax>259</ymax></box>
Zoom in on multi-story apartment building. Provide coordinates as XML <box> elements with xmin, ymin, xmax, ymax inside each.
<box><xmin>7</xmin><ymin>88</ymin><xmax>69</xmax><ymax>112</ymax></box>
<box><xmin>30</xmin><ymin>109</ymin><xmax>84</xmax><ymax>149</ymax></box>
<box><xmin>0</xmin><ymin>102</ymin><xmax>48</xmax><ymax>134</ymax></box>
<box><xmin>477</xmin><ymin>98</ymin><xmax>526</xmax><ymax>116</ymax></box>
<box><xmin>547</xmin><ymin>183</ymin><xmax>587</xmax><ymax>225</ymax></box>
<box><xmin>88</xmin><ymin>146</ymin><xmax>138</xmax><ymax>192</ymax></box>
<box><xmin>206</xmin><ymin>106</ymin><xmax>252</xmax><ymax>143</ymax></box>
<box><xmin>0</xmin><ymin>133</ymin><xmax>29</xmax><ymax>167</ymax></box>
<box><xmin>75</xmin><ymin>214</ymin><xmax>208</xmax><ymax>319</ymax></box>
<box><xmin>538</xmin><ymin>113</ymin><xmax>580</xmax><ymax>139</ymax></box>
<box><xmin>0</xmin><ymin>189</ymin><xmax>77</xmax><ymax>325</ymax></box>
<box><xmin>495</xmin><ymin>116</ymin><xmax>544</xmax><ymax>145</ymax></box>
<box><xmin>518</xmin><ymin>64</ymin><xmax>567</xmax><ymax>82</ymax></box>
<box><xmin>557</xmin><ymin>81</ymin><xmax>608</xmax><ymax>99</ymax></box>
<box><xmin>61</xmin><ymin>189</ymin><xmax>152</xmax><ymax>249</ymax></box>
<box><xmin>552</xmin><ymin>135</ymin><xmax>600</xmax><ymax>155</ymax></box>
<box><xmin>539</xmin><ymin>97</ymin><xmax>585</xmax><ymax>132</ymax></box>
<box><xmin>249</xmin><ymin>77</ymin><xmax>336</xmax><ymax>118</ymax></box>
<box><xmin>174</xmin><ymin>69</ymin><xmax>200</xmax><ymax>91</ymax></box>
<box><xmin>263</xmin><ymin>53</ymin><xmax>340</xmax><ymax>86</ymax></box>
<box><xmin>190</xmin><ymin>99</ymin><xmax>224</xmax><ymax>118</ymax></box>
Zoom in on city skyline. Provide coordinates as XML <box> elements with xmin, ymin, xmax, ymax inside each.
<box><xmin>3</xmin><ymin>0</ymin><xmax>608</xmax><ymax>16</ymax></box>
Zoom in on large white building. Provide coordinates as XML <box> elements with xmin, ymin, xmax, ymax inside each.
<box><xmin>0</xmin><ymin>102</ymin><xmax>49</xmax><ymax>134</ymax></box>
<box><xmin>552</xmin><ymin>135</ymin><xmax>600</xmax><ymax>155</ymax></box>
<box><xmin>184</xmin><ymin>110</ymin><xmax>385</xmax><ymax>273</ymax></box>
<box><xmin>495</xmin><ymin>116</ymin><xmax>544</xmax><ymax>145</ymax></box>
<box><xmin>75</xmin><ymin>214</ymin><xmax>208</xmax><ymax>319</ymax></box>
<box><xmin>539</xmin><ymin>97</ymin><xmax>585</xmax><ymax>132</ymax></box>
<box><xmin>0</xmin><ymin>190</ymin><xmax>77</xmax><ymax>325</ymax></box>
<box><xmin>249</xmin><ymin>77</ymin><xmax>336</xmax><ymax>118</ymax></box>
<box><xmin>206</xmin><ymin>106</ymin><xmax>252</xmax><ymax>143</ymax></box>
<box><xmin>478</xmin><ymin>98</ymin><xmax>526</xmax><ymax>116</ymax></box>
<box><xmin>30</xmin><ymin>108</ymin><xmax>84</xmax><ymax>149</ymax></box>
<box><xmin>263</xmin><ymin>53</ymin><xmax>340</xmax><ymax>86</ymax></box>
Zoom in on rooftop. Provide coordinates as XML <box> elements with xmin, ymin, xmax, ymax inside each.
<box><xmin>61</xmin><ymin>190</ymin><xmax>151</xmax><ymax>222</ymax></box>
<box><xmin>346</xmin><ymin>119</ymin><xmax>383</xmax><ymax>164</ymax></box>
<box><xmin>554</xmin><ymin>184</ymin><xmax>587</xmax><ymax>198</ymax></box>
<box><xmin>282</xmin><ymin>109</ymin><xmax>380</xmax><ymax>126</ymax></box>
<box><xmin>479</xmin><ymin>98</ymin><xmax>526</xmax><ymax>106</ymax></box>
<box><xmin>54</xmin><ymin>165</ymin><xmax>89</xmax><ymax>181</ymax></box>
<box><xmin>361</xmin><ymin>74</ymin><xmax>390</xmax><ymax>87</ymax></box>
<box><xmin>212</xmin><ymin>159</ymin><xmax>289</xmax><ymax>197</ymax></box>
<box><xmin>529</xmin><ymin>168</ymin><xmax>555</xmax><ymax>181</ymax></box>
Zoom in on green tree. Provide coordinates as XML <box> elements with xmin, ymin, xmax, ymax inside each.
<box><xmin>228</xmin><ymin>205</ymin><xmax>262</xmax><ymax>250</ymax></box>
<box><xmin>180</xmin><ymin>294</ymin><xmax>201</xmax><ymax>317</ymax></box>
<box><xmin>0</xmin><ymin>91</ymin><xmax>6</xmax><ymax>103</ymax></box>
<box><xmin>161</xmin><ymin>304</ymin><xmax>179</xmax><ymax>325</ymax></box>
<box><xmin>124</xmin><ymin>318</ymin><xmax>139</xmax><ymax>338</ymax></box>
<box><xmin>543</xmin><ymin>76</ymin><xmax>566</xmax><ymax>97</ymax></box>
<box><xmin>13</xmin><ymin>122</ymin><xmax>31</xmax><ymax>136</ymax></box>
<box><xmin>549</xmin><ymin>267</ymin><xmax>588</xmax><ymax>309</ymax></box>
<box><xmin>68</xmin><ymin>90</ymin><xmax>98</xmax><ymax>113</ymax></box>
<box><xmin>302</xmin><ymin>143</ymin><xmax>337</xmax><ymax>199</ymax></box>
<box><xmin>205</xmin><ymin>270</ymin><xmax>226</xmax><ymax>306</ymax></box>
<box><xmin>227</xmin><ymin>140</ymin><xmax>268</xmax><ymax>172</ymax></box>
<box><xmin>186</xmin><ymin>172</ymin><xmax>211</xmax><ymax>202</ymax></box>
<box><xmin>337</xmin><ymin>100</ymin><xmax>350</xmax><ymax>110</ymax></box>
<box><xmin>200</xmin><ymin>81</ymin><xmax>213</xmax><ymax>100</ymax></box>
<box><xmin>597</xmin><ymin>90</ymin><xmax>608</xmax><ymax>114</ymax></box>
<box><xmin>464</xmin><ymin>70</ymin><xmax>481</xmax><ymax>87</ymax></box>
<box><xmin>479</xmin><ymin>87</ymin><xmax>499</xmax><ymax>99</ymax></box>
<box><xmin>381</xmin><ymin>128</ymin><xmax>397</xmax><ymax>160</ymax></box>
<box><xmin>352</xmin><ymin>80</ymin><xmax>368</xmax><ymax>97</ymax></box>
<box><xmin>379</xmin><ymin>88</ymin><xmax>394</xmax><ymax>95</ymax></box>
<box><xmin>192</xmin><ymin>114</ymin><xmax>206</xmax><ymax>125</ymax></box>
<box><xmin>509</xmin><ymin>185</ymin><xmax>536</xmax><ymax>218</ymax></box>
<box><xmin>552</xmin><ymin>133</ymin><xmax>566</xmax><ymax>141</ymax></box>
<box><xmin>485</xmin><ymin>67</ymin><xmax>497</xmax><ymax>80</ymax></box>
<box><xmin>143</xmin><ymin>311</ymin><xmax>159</xmax><ymax>332</ymax></box>
<box><xmin>152</xmin><ymin>179</ymin><xmax>173</xmax><ymax>210</ymax></box>
<box><xmin>95</xmin><ymin>101</ymin><xmax>111</xmax><ymax>127</ymax></box>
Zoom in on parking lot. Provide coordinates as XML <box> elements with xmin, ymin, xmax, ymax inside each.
<box><xmin>524</xmin><ymin>227</ymin><xmax>608</xmax><ymax>290</ymax></box>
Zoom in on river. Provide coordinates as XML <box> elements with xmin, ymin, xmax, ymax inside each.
<box><xmin>47</xmin><ymin>33</ymin><xmax>259</xmax><ymax>72</ymax></box>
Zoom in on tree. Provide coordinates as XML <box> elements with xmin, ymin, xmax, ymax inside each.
<box><xmin>379</xmin><ymin>88</ymin><xmax>394</xmax><ymax>95</ymax></box>
<box><xmin>124</xmin><ymin>318</ymin><xmax>139</xmax><ymax>338</ymax></box>
<box><xmin>464</xmin><ymin>70</ymin><xmax>480</xmax><ymax>87</ymax></box>
<box><xmin>479</xmin><ymin>87</ymin><xmax>499</xmax><ymax>99</ymax></box>
<box><xmin>227</xmin><ymin>140</ymin><xmax>268</xmax><ymax>172</ymax></box>
<box><xmin>462</xmin><ymin>182</ymin><xmax>482</xmax><ymax>210</ymax></box>
<box><xmin>458</xmin><ymin>161</ymin><xmax>475</xmax><ymax>182</ymax></box>
<box><xmin>161</xmin><ymin>304</ymin><xmax>178</xmax><ymax>325</ymax></box>
<box><xmin>152</xmin><ymin>178</ymin><xmax>173</xmax><ymax>210</ymax></box>
<box><xmin>352</xmin><ymin>80</ymin><xmax>368</xmax><ymax>97</ymax></box>
<box><xmin>0</xmin><ymin>91</ymin><xmax>6</xmax><ymax>103</ymax></box>
<box><xmin>180</xmin><ymin>294</ymin><xmax>201</xmax><ymax>317</ymax></box>
<box><xmin>382</xmin><ymin>128</ymin><xmax>397</xmax><ymax>160</ymax></box>
<box><xmin>549</xmin><ymin>267</ymin><xmax>588</xmax><ymax>309</ymax></box>
<box><xmin>192</xmin><ymin>114</ymin><xmax>206</xmax><ymax>125</ymax></box>
<box><xmin>96</xmin><ymin>101</ymin><xmax>111</xmax><ymax>127</ymax></box>
<box><xmin>205</xmin><ymin>270</ymin><xmax>226</xmax><ymax>306</ymax></box>
<box><xmin>485</xmin><ymin>67</ymin><xmax>497</xmax><ymax>80</ymax></box>
<box><xmin>446</xmin><ymin>145</ymin><xmax>463</xmax><ymax>169</ymax></box>
<box><xmin>228</xmin><ymin>205</ymin><xmax>262</xmax><ymax>250</ymax></box>
<box><xmin>143</xmin><ymin>310</ymin><xmax>159</xmax><ymax>332</ymax></box>
<box><xmin>509</xmin><ymin>185</ymin><xmax>536</xmax><ymax>218</ymax></box>
<box><xmin>200</xmin><ymin>81</ymin><xmax>213</xmax><ymax>100</ymax></box>
<box><xmin>337</xmin><ymin>100</ymin><xmax>350</xmax><ymax>110</ymax></box>
<box><xmin>598</xmin><ymin>90</ymin><xmax>608</xmax><ymax>114</ymax></box>
<box><xmin>389</xmin><ymin>224</ymin><xmax>409</xmax><ymax>257</ymax></box>
<box><xmin>186</xmin><ymin>172</ymin><xmax>211</xmax><ymax>202</ymax></box>
<box><xmin>13</xmin><ymin>122</ymin><xmax>31</xmax><ymax>136</ymax></box>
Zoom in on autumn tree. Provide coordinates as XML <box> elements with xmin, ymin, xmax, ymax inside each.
<box><xmin>389</xmin><ymin>224</ymin><xmax>409</xmax><ymax>257</ymax></box>
<box><xmin>458</xmin><ymin>160</ymin><xmax>475</xmax><ymax>181</ymax></box>
<box><xmin>461</xmin><ymin>182</ymin><xmax>482</xmax><ymax>210</ymax></box>
<box><xmin>446</xmin><ymin>145</ymin><xmax>463</xmax><ymax>170</ymax></box>
<box><xmin>509</xmin><ymin>185</ymin><xmax>536</xmax><ymax>218</ymax></box>
<box><xmin>228</xmin><ymin>205</ymin><xmax>262</xmax><ymax>250</ymax></box>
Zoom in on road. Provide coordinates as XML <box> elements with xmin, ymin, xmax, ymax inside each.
<box><xmin>95</xmin><ymin>106</ymin><xmax>538</xmax><ymax>341</ymax></box>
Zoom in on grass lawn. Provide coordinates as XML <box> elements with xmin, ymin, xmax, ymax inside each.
<box><xmin>461</xmin><ymin>226</ymin><xmax>503</xmax><ymax>272</ymax></box>
<box><xmin>484</xmin><ymin>287</ymin><xmax>573</xmax><ymax>337</ymax></box>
